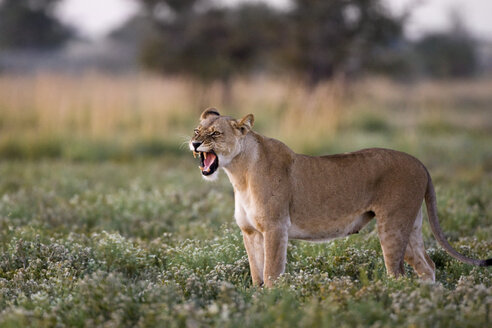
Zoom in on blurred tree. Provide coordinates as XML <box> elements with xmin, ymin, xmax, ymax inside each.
<box><xmin>414</xmin><ymin>11</ymin><xmax>477</xmax><ymax>78</ymax></box>
<box><xmin>134</xmin><ymin>0</ymin><xmax>404</xmax><ymax>86</ymax></box>
<box><xmin>284</xmin><ymin>0</ymin><xmax>403</xmax><ymax>85</ymax></box>
<box><xmin>0</xmin><ymin>0</ymin><xmax>73</xmax><ymax>50</ymax></box>
<box><xmin>135</xmin><ymin>0</ymin><xmax>284</xmax><ymax>104</ymax></box>
<box><xmin>141</xmin><ymin>0</ymin><xmax>200</xmax><ymax>15</ymax></box>
<box><xmin>109</xmin><ymin>14</ymin><xmax>154</xmax><ymax>46</ymax></box>
<box><xmin>415</xmin><ymin>34</ymin><xmax>477</xmax><ymax>78</ymax></box>
<box><xmin>138</xmin><ymin>1</ymin><xmax>283</xmax><ymax>83</ymax></box>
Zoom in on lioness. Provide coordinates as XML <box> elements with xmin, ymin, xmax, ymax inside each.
<box><xmin>190</xmin><ymin>108</ymin><xmax>491</xmax><ymax>287</ymax></box>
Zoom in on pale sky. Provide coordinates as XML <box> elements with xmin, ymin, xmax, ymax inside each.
<box><xmin>57</xmin><ymin>0</ymin><xmax>492</xmax><ymax>41</ymax></box>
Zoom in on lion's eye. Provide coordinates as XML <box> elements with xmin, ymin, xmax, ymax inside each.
<box><xmin>212</xmin><ymin>131</ymin><xmax>221</xmax><ymax>137</ymax></box>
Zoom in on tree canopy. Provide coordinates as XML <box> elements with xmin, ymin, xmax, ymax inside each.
<box><xmin>0</xmin><ymin>0</ymin><xmax>73</xmax><ymax>50</ymax></box>
<box><xmin>136</xmin><ymin>0</ymin><xmax>404</xmax><ymax>84</ymax></box>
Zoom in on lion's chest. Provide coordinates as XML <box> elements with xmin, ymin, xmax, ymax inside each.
<box><xmin>233</xmin><ymin>190</ymin><xmax>262</xmax><ymax>231</ymax></box>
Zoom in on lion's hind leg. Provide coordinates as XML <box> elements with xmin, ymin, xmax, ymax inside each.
<box><xmin>376</xmin><ymin>207</ymin><xmax>420</xmax><ymax>278</ymax></box>
<box><xmin>404</xmin><ymin>208</ymin><xmax>436</xmax><ymax>281</ymax></box>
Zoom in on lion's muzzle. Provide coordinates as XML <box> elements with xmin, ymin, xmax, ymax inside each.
<box><xmin>191</xmin><ymin>141</ymin><xmax>219</xmax><ymax>176</ymax></box>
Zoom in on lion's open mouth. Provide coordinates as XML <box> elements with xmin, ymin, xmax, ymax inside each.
<box><xmin>194</xmin><ymin>150</ymin><xmax>219</xmax><ymax>176</ymax></box>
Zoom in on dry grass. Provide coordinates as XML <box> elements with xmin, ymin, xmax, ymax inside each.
<box><xmin>0</xmin><ymin>73</ymin><xmax>342</xmax><ymax>142</ymax></box>
<box><xmin>0</xmin><ymin>73</ymin><xmax>491</xmax><ymax>159</ymax></box>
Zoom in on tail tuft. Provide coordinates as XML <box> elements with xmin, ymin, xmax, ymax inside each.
<box><xmin>480</xmin><ymin>258</ymin><xmax>492</xmax><ymax>267</ymax></box>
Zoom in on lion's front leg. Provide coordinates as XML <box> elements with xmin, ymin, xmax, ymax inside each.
<box><xmin>242</xmin><ymin>228</ymin><xmax>264</xmax><ymax>286</ymax></box>
<box><xmin>263</xmin><ymin>226</ymin><xmax>288</xmax><ymax>287</ymax></box>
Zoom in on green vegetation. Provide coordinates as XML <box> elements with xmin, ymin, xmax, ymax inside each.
<box><xmin>0</xmin><ymin>156</ymin><xmax>490</xmax><ymax>327</ymax></box>
<box><xmin>0</xmin><ymin>76</ymin><xmax>491</xmax><ymax>327</ymax></box>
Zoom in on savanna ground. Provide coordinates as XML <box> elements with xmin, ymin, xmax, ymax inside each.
<box><xmin>0</xmin><ymin>74</ymin><xmax>491</xmax><ymax>327</ymax></box>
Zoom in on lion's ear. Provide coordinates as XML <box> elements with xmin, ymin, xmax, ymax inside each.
<box><xmin>235</xmin><ymin>114</ymin><xmax>254</xmax><ymax>134</ymax></box>
<box><xmin>200</xmin><ymin>107</ymin><xmax>220</xmax><ymax>120</ymax></box>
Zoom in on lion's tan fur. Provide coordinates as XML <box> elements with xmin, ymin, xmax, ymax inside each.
<box><xmin>191</xmin><ymin>109</ymin><xmax>490</xmax><ymax>287</ymax></box>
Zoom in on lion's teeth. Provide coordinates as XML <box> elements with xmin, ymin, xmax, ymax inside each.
<box><xmin>199</xmin><ymin>166</ymin><xmax>210</xmax><ymax>173</ymax></box>
<box><xmin>204</xmin><ymin>152</ymin><xmax>207</xmax><ymax>159</ymax></box>
<box><xmin>193</xmin><ymin>151</ymin><xmax>198</xmax><ymax>158</ymax></box>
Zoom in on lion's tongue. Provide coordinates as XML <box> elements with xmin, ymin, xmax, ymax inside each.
<box><xmin>203</xmin><ymin>152</ymin><xmax>216</xmax><ymax>170</ymax></box>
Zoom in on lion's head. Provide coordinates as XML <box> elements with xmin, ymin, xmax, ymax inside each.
<box><xmin>190</xmin><ymin>108</ymin><xmax>254</xmax><ymax>180</ymax></box>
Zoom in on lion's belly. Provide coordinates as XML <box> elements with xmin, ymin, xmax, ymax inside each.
<box><xmin>288</xmin><ymin>213</ymin><xmax>371</xmax><ymax>242</ymax></box>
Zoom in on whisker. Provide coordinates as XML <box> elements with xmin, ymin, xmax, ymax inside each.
<box><xmin>177</xmin><ymin>134</ymin><xmax>192</xmax><ymax>142</ymax></box>
<box><xmin>177</xmin><ymin>134</ymin><xmax>192</xmax><ymax>150</ymax></box>
<box><xmin>179</xmin><ymin>141</ymin><xmax>190</xmax><ymax>150</ymax></box>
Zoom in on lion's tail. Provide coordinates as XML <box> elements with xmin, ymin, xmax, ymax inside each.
<box><xmin>424</xmin><ymin>170</ymin><xmax>492</xmax><ymax>267</ymax></box>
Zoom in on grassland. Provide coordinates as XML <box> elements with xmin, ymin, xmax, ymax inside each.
<box><xmin>0</xmin><ymin>74</ymin><xmax>491</xmax><ymax>327</ymax></box>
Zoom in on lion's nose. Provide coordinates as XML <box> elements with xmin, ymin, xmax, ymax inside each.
<box><xmin>192</xmin><ymin>142</ymin><xmax>202</xmax><ymax>151</ymax></box>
